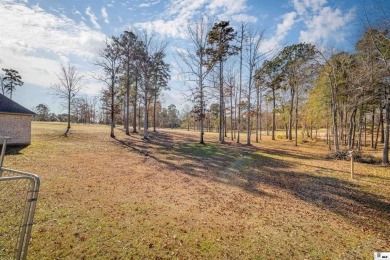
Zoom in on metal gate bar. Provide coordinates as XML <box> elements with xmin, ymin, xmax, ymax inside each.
<box><xmin>0</xmin><ymin>138</ymin><xmax>40</xmax><ymax>260</ymax></box>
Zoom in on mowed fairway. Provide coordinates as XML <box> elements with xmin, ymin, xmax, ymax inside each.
<box><xmin>3</xmin><ymin>122</ymin><xmax>389</xmax><ymax>259</ymax></box>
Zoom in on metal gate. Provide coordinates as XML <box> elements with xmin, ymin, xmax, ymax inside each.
<box><xmin>0</xmin><ymin>138</ymin><xmax>40</xmax><ymax>260</ymax></box>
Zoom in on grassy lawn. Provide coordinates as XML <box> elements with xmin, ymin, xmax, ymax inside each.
<box><xmin>2</xmin><ymin>122</ymin><xmax>389</xmax><ymax>259</ymax></box>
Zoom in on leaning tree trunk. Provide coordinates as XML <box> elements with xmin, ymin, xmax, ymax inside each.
<box><xmin>348</xmin><ymin>106</ymin><xmax>357</xmax><ymax>149</ymax></box>
<box><xmin>375</xmin><ymin>114</ymin><xmax>381</xmax><ymax>150</ymax></box>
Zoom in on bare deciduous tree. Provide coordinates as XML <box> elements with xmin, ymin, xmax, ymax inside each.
<box><xmin>176</xmin><ymin>16</ymin><xmax>211</xmax><ymax>144</ymax></box>
<box><xmin>94</xmin><ymin>38</ymin><xmax>122</xmax><ymax>138</ymax></box>
<box><xmin>52</xmin><ymin>64</ymin><xmax>84</xmax><ymax>137</ymax></box>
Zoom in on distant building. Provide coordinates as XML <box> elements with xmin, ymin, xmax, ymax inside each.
<box><xmin>0</xmin><ymin>94</ymin><xmax>35</xmax><ymax>145</ymax></box>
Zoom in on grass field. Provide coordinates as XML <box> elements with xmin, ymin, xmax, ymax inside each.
<box><xmin>2</xmin><ymin>122</ymin><xmax>389</xmax><ymax>259</ymax></box>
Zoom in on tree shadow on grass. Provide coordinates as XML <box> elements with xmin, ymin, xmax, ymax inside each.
<box><xmin>247</xmin><ymin>153</ymin><xmax>389</xmax><ymax>239</ymax></box>
<box><xmin>260</xmin><ymin>146</ymin><xmax>325</xmax><ymax>161</ymax></box>
<box><xmin>115</xmin><ymin>130</ymin><xmax>390</xmax><ymax>240</ymax></box>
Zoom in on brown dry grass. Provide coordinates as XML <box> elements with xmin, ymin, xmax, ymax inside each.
<box><xmin>3</xmin><ymin>122</ymin><xmax>389</xmax><ymax>259</ymax></box>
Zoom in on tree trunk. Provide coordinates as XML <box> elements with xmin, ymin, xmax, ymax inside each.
<box><xmin>272</xmin><ymin>87</ymin><xmax>276</xmax><ymax>141</ymax></box>
<box><xmin>357</xmin><ymin>103</ymin><xmax>364</xmax><ymax>152</ymax></box>
<box><xmin>364</xmin><ymin>112</ymin><xmax>367</xmax><ymax>147</ymax></box>
<box><xmin>375</xmin><ymin>112</ymin><xmax>381</xmax><ymax>150</ymax></box>
<box><xmin>247</xmin><ymin>96</ymin><xmax>251</xmax><ymax>144</ymax></box>
<box><xmin>123</xmin><ymin>100</ymin><xmax>126</xmax><ymax>128</ymax></box>
<box><xmin>380</xmin><ymin>106</ymin><xmax>384</xmax><ymax>143</ymax></box>
<box><xmin>326</xmin><ymin>121</ymin><xmax>331</xmax><ymax>150</ymax></box>
<box><xmin>233</xmin><ymin>85</ymin><xmax>237</xmax><ymax>140</ymax></box>
<box><xmin>143</xmin><ymin>87</ymin><xmax>148</xmax><ymax>139</ymax></box>
<box><xmin>348</xmin><ymin>107</ymin><xmax>357</xmax><ymax>149</ymax></box>
<box><xmin>285</xmin><ymin>124</ymin><xmax>288</xmax><ymax>139</ymax></box>
<box><xmin>138</xmin><ymin>99</ymin><xmax>141</xmax><ymax>131</ymax></box>
<box><xmin>256</xmin><ymin>85</ymin><xmax>260</xmax><ymax>143</ymax></box>
<box><xmin>65</xmin><ymin>95</ymin><xmax>71</xmax><ymax>137</ymax></box>
<box><xmin>329</xmin><ymin>74</ymin><xmax>339</xmax><ymax>152</ymax></box>
<box><xmin>371</xmin><ymin>107</ymin><xmax>375</xmax><ymax>148</ymax></box>
<box><xmin>110</xmin><ymin>79</ymin><xmax>115</xmax><ymax>138</ymax></box>
<box><xmin>231</xmin><ymin>85</ymin><xmax>234</xmax><ymax>141</ymax></box>
<box><xmin>247</xmin><ymin>58</ymin><xmax>254</xmax><ymax>145</ymax></box>
<box><xmin>199</xmin><ymin>51</ymin><xmax>205</xmax><ymax>144</ymax></box>
<box><xmin>125</xmin><ymin>74</ymin><xmax>130</xmax><ymax>135</ymax></box>
<box><xmin>340</xmin><ymin>103</ymin><xmax>344</xmax><ymax>144</ymax></box>
<box><xmin>344</xmin><ymin>107</ymin><xmax>348</xmax><ymax>145</ymax></box>
<box><xmin>219</xmin><ymin>60</ymin><xmax>224</xmax><ymax>143</ymax></box>
<box><xmin>295</xmin><ymin>88</ymin><xmax>299</xmax><ymax>146</ymax></box>
<box><xmin>383</xmin><ymin>88</ymin><xmax>389</xmax><ymax>165</ymax></box>
<box><xmin>225</xmin><ymin>112</ymin><xmax>227</xmax><ymax>138</ymax></box>
<box><xmin>9</xmin><ymin>84</ymin><xmax>13</xmax><ymax>100</ymax></box>
<box><xmin>153</xmin><ymin>92</ymin><xmax>157</xmax><ymax>132</ymax></box>
<box><xmin>310</xmin><ymin>121</ymin><xmax>313</xmax><ymax>140</ymax></box>
<box><xmin>266</xmin><ymin>102</ymin><xmax>269</xmax><ymax>136</ymax></box>
<box><xmin>237</xmin><ymin>25</ymin><xmax>244</xmax><ymax>144</ymax></box>
<box><xmin>289</xmin><ymin>87</ymin><xmax>295</xmax><ymax>140</ymax></box>
<box><xmin>132</xmin><ymin>78</ymin><xmax>138</xmax><ymax>133</ymax></box>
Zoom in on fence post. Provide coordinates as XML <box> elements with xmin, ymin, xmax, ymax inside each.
<box><xmin>0</xmin><ymin>137</ymin><xmax>9</xmax><ymax>176</ymax></box>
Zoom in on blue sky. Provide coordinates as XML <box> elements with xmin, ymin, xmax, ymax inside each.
<box><xmin>0</xmin><ymin>0</ymin><xmax>387</xmax><ymax>114</ymax></box>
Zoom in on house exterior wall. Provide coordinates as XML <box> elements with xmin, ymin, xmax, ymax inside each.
<box><xmin>0</xmin><ymin>113</ymin><xmax>32</xmax><ymax>145</ymax></box>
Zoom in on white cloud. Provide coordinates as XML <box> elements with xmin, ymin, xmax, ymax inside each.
<box><xmin>231</xmin><ymin>14</ymin><xmax>257</xmax><ymax>23</ymax></box>
<box><xmin>292</xmin><ymin>0</ymin><xmax>355</xmax><ymax>45</ymax></box>
<box><xmin>101</xmin><ymin>7</ymin><xmax>109</xmax><ymax>24</ymax></box>
<box><xmin>0</xmin><ymin>1</ymin><xmax>106</xmax><ymax>89</ymax></box>
<box><xmin>134</xmin><ymin>0</ymin><xmax>255</xmax><ymax>39</ymax></box>
<box><xmin>276</xmin><ymin>12</ymin><xmax>297</xmax><ymax>37</ymax></box>
<box><xmin>291</xmin><ymin>0</ymin><xmax>327</xmax><ymax>15</ymax></box>
<box><xmin>260</xmin><ymin>11</ymin><xmax>297</xmax><ymax>53</ymax></box>
<box><xmin>135</xmin><ymin>0</ymin><xmax>206</xmax><ymax>38</ymax></box>
<box><xmin>259</xmin><ymin>0</ymin><xmax>354</xmax><ymax>53</ymax></box>
<box><xmin>72</xmin><ymin>7</ymin><xmax>86</xmax><ymax>21</ymax></box>
<box><xmin>139</xmin><ymin>0</ymin><xmax>161</xmax><ymax>8</ymax></box>
<box><xmin>85</xmin><ymin>6</ymin><xmax>101</xmax><ymax>29</ymax></box>
<box><xmin>135</xmin><ymin>19</ymin><xmax>188</xmax><ymax>39</ymax></box>
<box><xmin>206</xmin><ymin>0</ymin><xmax>247</xmax><ymax>16</ymax></box>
